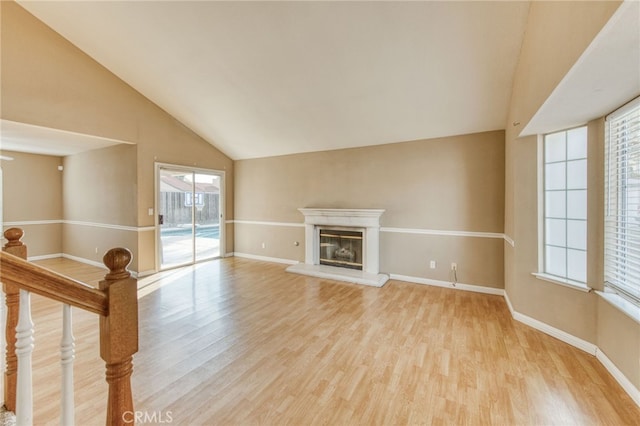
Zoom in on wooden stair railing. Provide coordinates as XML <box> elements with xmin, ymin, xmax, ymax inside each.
<box><xmin>0</xmin><ymin>228</ymin><xmax>138</xmax><ymax>425</ymax></box>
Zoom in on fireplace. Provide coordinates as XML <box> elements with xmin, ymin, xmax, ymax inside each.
<box><xmin>319</xmin><ymin>228</ymin><xmax>363</xmax><ymax>270</ymax></box>
<box><xmin>286</xmin><ymin>208</ymin><xmax>389</xmax><ymax>287</ymax></box>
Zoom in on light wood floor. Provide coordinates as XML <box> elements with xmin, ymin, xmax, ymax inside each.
<box><xmin>29</xmin><ymin>257</ymin><xmax>639</xmax><ymax>425</ymax></box>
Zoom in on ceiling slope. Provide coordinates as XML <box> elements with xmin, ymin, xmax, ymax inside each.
<box><xmin>18</xmin><ymin>1</ymin><xmax>530</xmax><ymax>160</ymax></box>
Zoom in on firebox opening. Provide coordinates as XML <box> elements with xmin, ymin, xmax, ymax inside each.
<box><xmin>319</xmin><ymin>228</ymin><xmax>363</xmax><ymax>271</ymax></box>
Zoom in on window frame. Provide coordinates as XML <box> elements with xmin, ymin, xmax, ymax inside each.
<box><xmin>535</xmin><ymin>125</ymin><xmax>590</xmax><ymax>291</ymax></box>
<box><xmin>604</xmin><ymin>97</ymin><xmax>640</xmax><ymax>307</ymax></box>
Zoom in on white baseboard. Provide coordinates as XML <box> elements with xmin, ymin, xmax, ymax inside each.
<box><xmin>504</xmin><ymin>293</ymin><xmax>597</xmax><ymax>355</ymax></box>
<box><xmin>596</xmin><ymin>348</ymin><xmax>640</xmax><ymax>407</ymax></box>
<box><xmin>26</xmin><ymin>252</ymin><xmax>147</xmax><ymax>279</ymax></box>
<box><xmin>136</xmin><ymin>270</ymin><xmax>156</xmax><ymax>278</ymax></box>
<box><xmin>504</xmin><ymin>290</ymin><xmax>515</xmax><ymax>315</ymax></box>
<box><xmin>390</xmin><ymin>273</ymin><xmax>505</xmax><ymax>296</ymax></box>
<box><xmin>231</xmin><ymin>252</ymin><xmax>299</xmax><ymax>265</ymax></box>
<box><xmin>504</xmin><ymin>292</ymin><xmax>639</xmax><ymax>408</ymax></box>
<box><xmin>27</xmin><ymin>253</ymin><xmax>63</xmax><ymax>261</ymax></box>
<box><xmin>61</xmin><ymin>253</ymin><xmax>107</xmax><ymax>270</ymax></box>
<box><xmin>62</xmin><ymin>253</ymin><xmax>149</xmax><ymax>279</ymax></box>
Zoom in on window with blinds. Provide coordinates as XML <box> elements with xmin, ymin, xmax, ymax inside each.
<box><xmin>605</xmin><ymin>97</ymin><xmax>640</xmax><ymax>306</ymax></box>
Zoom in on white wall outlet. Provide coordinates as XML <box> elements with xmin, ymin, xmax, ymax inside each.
<box><xmin>429</xmin><ymin>260</ymin><xmax>436</xmax><ymax>269</ymax></box>
<box><xmin>261</xmin><ymin>242</ymin><xmax>266</xmax><ymax>249</ymax></box>
<box><xmin>148</xmin><ymin>207</ymin><xmax>154</xmax><ymax>216</ymax></box>
<box><xmin>95</xmin><ymin>247</ymin><xmax>98</xmax><ymax>254</ymax></box>
<box><xmin>451</xmin><ymin>262</ymin><xmax>457</xmax><ymax>270</ymax></box>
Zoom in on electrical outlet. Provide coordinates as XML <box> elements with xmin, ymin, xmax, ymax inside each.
<box><xmin>429</xmin><ymin>260</ymin><xmax>436</xmax><ymax>269</ymax></box>
<box><xmin>451</xmin><ymin>262</ymin><xmax>457</xmax><ymax>270</ymax></box>
<box><xmin>95</xmin><ymin>247</ymin><xmax>98</xmax><ymax>254</ymax></box>
<box><xmin>261</xmin><ymin>242</ymin><xmax>266</xmax><ymax>249</ymax></box>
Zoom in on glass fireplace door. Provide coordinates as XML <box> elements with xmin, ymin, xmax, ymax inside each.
<box><xmin>319</xmin><ymin>228</ymin><xmax>363</xmax><ymax>270</ymax></box>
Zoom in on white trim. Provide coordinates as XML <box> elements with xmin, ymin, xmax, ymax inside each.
<box><xmin>532</xmin><ymin>273</ymin><xmax>592</xmax><ymax>293</ymax></box>
<box><xmin>504</xmin><ymin>291</ymin><xmax>515</xmax><ymax>315</ymax></box>
<box><xmin>596</xmin><ymin>291</ymin><xmax>640</xmax><ymax>325</ymax></box>
<box><xmin>61</xmin><ymin>254</ymin><xmax>107</xmax><ymax>270</ymax></box>
<box><xmin>26</xmin><ymin>253</ymin><xmax>62</xmax><ymax>262</ymax></box>
<box><xmin>136</xmin><ymin>270</ymin><xmax>156</xmax><ymax>278</ymax></box>
<box><xmin>233</xmin><ymin>219</ymin><xmax>304</xmax><ymax>228</ymax></box>
<box><xmin>606</xmin><ymin>95</ymin><xmax>640</xmax><ymax>121</ymax></box>
<box><xmin>29</xmin><ymin>253</ymin><xmax>150</xmax><ymax>278</ymax></box>
<box><xmin>232</xmin><ymin>220</ymin><xmax>514</xmax><ymax>243</ymax></box>
<box><xmin>3</xmin><ymin>220</ymin><xmax>155</xmax><ymax>232</ymax></box>
<box><xmin>537</xmin><ymin>135</ymin><xmax>544</xmax><ymax>272</ymax></box>
<box><xmin>3</xmin><ymin>220</ymin><xmax>62</xmax><ymax>226</ymax></box>
<box><xmin>503</xmin><ymin>234</ymin><xmax>515</xmax><ymax>247</ymax></box>
<box><xmin>381</xmin><ymin>227</ymin><xmax>504</xmax><ymax>239</ymax></box>
<box><xmin>63</xmin><ymin>220</ymin><xmax>140</xmax><ymax>232</ymax></box>
<box><xmin>596</xmin><ymin>348</ymin><xmax>640</xmax><ymax>407</ymax></box>
<box><xmin>503</xmin><ymin>293</ymin><xmax>597</xmax><ymax>355</ymax></box>
<box><xmin>224</xmin><ymin>252</ymin><xmax>234</xmax><ymax>258</ymax></box>
<box><xmin>61</xmin><ymin>253</ymin><xmax>144</xmax><ymax>278</ymax></box>
<box><xmin>232</xmin><ymin>252</ymin><xmax>299</xmax><ymax>265</ymax></box>
<box><xmin>390</xmin><ymin>274</ymin><xmax>504</xmax><ymax>296</ymax></box>
<box><xmin>287</xmin><ymin>263</ymin><xmax>389</xmax><ymax>287</ymax></box>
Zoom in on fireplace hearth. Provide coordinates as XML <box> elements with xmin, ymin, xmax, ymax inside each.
<box><xmin>286</xmin><ymin>208</ymin><xmax>389</xmax><ymax>287</ymax></box>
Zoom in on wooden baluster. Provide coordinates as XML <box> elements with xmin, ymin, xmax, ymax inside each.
<box><xmin>3</xmin><ymin>227</ymin><xmax>26</xmax><ymax>412</ymax></box>
<box><xmin>15</xmin><ymin>289</ymin><xmax>34</xmax><ymax>426</ymax></box>
<box><xmin>60</xmin><ymin>304</ymin><xmax>75</xmax><ymax>426</ymax></box>
<box><xmin>99</xmin><ymin>248</ymin><xmax>138</xmax><ymax>426</ymax></box>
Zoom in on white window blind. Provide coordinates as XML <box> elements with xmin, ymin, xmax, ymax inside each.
<box><xmin>605</xmin><ymin>97</ymin><xmax>640</xmax><ymax>306</ymax></box>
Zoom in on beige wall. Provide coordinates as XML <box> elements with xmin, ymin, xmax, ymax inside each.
<box><xmin>0</xmin><ymin>150</ymin><xmax>63</xmax><ymax>257</ymax></box>
<box><xmin>63</xmin><ymin>144</ymin><xmax>137</xmax><ymax>226</ymax></box>
<box><xmin>597</xmin><ymin>298</ymin><xmax>640</xmax><ymax>390</ymax></box>
<box><xmin>2</xmin><ymin>0</ymin><xmax>638</xmax><ymax>394</ymax></box>
<box><xmin>504</xmin><ymin>0</ymin><xmax>639</xmax><ymax>391</ymax></box>
<box><xmin>504</xmin><ymin>0</ymin><xmax>621</xmax><ymax>240</ymax></box>
<box><xmin>505</xmin><ymin>0</ymin><xmax>620</xmax><ymax>340</ymax></box>
<box><xmin>1</xmin><ymin>2</ymin><xmax>235</xmax><ymax>270</ymax></box>
<box><xmin>235</xmin><ymin>130</ymin><xmax>505</xmax><ymax>289</ymax></box>
<box><xmin>61</xmin><ymin>144</ymin><xmax>139</xmax><ymax>269</ymax></box>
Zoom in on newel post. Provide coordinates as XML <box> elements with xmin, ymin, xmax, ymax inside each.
<box><xmin>99</xmin><ymin>248</ymin><xmax>138</xmax><ymax>426</ymax></box>
<box><xmin>2</xmin><ymin>228</ymin><xmax>26</xmax><ymax>411</ymax></box>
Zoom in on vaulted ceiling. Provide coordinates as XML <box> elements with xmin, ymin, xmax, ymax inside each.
<box><xmin>12</xmin><ymin>1</ymin><xmax>640</xmax><ymax>160</ymax></box>
<box><xmin>16</xmin><ymin>1</ymin><xmax>530</xmax><ymax>160</ymax></box>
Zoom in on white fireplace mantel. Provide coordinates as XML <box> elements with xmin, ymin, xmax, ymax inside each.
<box><xmin>286</xmin><ymin>208</ymin><xmax>389</xmax><ymax>287</ymax></box>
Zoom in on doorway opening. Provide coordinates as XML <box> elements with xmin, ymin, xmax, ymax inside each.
<box><xmin>156</xmin><ymin>163</ymin><xmax>224</xmax><ymax>270</ymax></box>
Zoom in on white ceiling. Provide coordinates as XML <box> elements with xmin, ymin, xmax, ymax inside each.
<box><xmin>11</xmin><ymin>1</ymin><xmax>639</xmax><ymax>160</ymax></box>
<box><xmin>0</xmin><ymin>119</ymin><xmax>134</xmax><ymax>157</ymax></box>
<box><xmin>15</xmin><ymin>1</ymin><xmax>530</xmax><ymax>160</ymax></box>
<box><xmin>522</xmin><ymin>0</ymin><xmax>640</xmax><ymax>136</ymax></box>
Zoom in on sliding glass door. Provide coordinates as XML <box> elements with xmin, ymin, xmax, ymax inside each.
<box><xmin>157</xmin><ymin>164</ymin><xmax>223</xmax><ymax>270</ymax></box>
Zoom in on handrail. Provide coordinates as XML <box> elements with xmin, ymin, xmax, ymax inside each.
<box><xmin>1</xmin><ymin>227</ymin><xmax>138</xmax><ymax>425</ymax></box>
<box><xmin>0</xmin><ymin>251</ymin><xmax>108</xmax><ymax>316</ymax></box>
